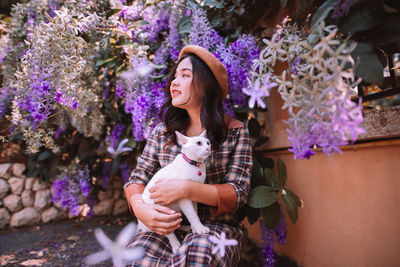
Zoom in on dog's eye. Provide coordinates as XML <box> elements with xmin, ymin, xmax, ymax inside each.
<box><xmin>196</xmin><ymin>141</ymin><xmax>202</xmax><ymax>146</ymax></box>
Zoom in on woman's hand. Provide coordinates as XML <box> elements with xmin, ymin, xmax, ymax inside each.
<box><xmin>130</xmin><ymin>194</ymin><xmax>182</xmax><ymax>236</ymax></box>
<box><xmin>149</xmin><ymin>179</ymin><xmax>191</xmax><ymax>205</ymax></box>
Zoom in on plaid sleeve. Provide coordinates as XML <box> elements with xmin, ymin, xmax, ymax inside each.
<box><xmin>225</xmin><ymin>126</ymin><xmax>252</xmax><ymax>210</ymax></box>
<box><xmin>124</xmin><ymin>125</ymin><xmax>161</xmax><ymax>188</ymax></box>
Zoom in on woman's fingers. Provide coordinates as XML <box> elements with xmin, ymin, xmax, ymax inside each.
<box><xmin>154</xmin><ymin>204</ymin><xmax>178</xmax><ymax>215</ymax></box>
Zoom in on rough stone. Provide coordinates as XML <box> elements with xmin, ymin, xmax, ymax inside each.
<box><xmin>0</xmin><ymin>208</ymin><xmax>11</xmax><ymax>229</ymax></box>
<box><xmin>112</xmin><ymin>199</ymin><xmax>128</xmax><ymax>215</ymax></box>
<box><xmin>10</xmin><ymin>207</ymin><xmax>40</xmax><ymax>227</ymax></box>
<box><xmin>112</xmin><ymin>180</ymin><xmax>123</xmax><ymax>190</ymax></box>
<box><xmin>112</xmin><ymin>189</ymin><xmax>121</xmax><ymax>199</ymax></box>
<box><xmin>12</xmin><ymin>163</ymin><xmax>26</xmax><ymax>178</ymax></box>
<box><xmin>25</xmin><ymin>178</ymin><xmax>35</xmax><ymax>190</ymax></box>
<box><xmin>93</xmin><ymin>199</ymin><xmax>114</xmax><ymax>216</ymax></box>
<box><xmin>0</xmin><ymin>178</ymin><xmax>10</xmax><ymax>198</ymax></box>
<box><xmin>0</xmin><ymin>163</ymin><xmax>11</xmax><ymax>178</ymax></box>
<box><xmin>21</xmin><ymin>190</ymin><xmax>35</xmax><ymax>207</ymax></box>
<box><xmin>98</xmin><ymin>188</ymin><xmax>113</xmax><ymax>201</ymax></box>
<box><xmin>34</xmin><ymin>189</ymin><xmax>51</xmax><ymax>211</ymax></box>
<box><xmin>32</xmin><ymin>178</ymin><xmax>49</xmax><ymax>191</ymax></box>
<box><xmin>8</xmin><ymin>177</ymin><xmax>24</xmax><ymax>195</ymax></box>
<box><xmin>3</xmin><ymin>194</ymin><xmax>23</xmax><ymax>213</ymax></box>
<box><xmin>42</xmin><ymin>207</ymin><xmax>60</xmax><ymax>223</ymax></box>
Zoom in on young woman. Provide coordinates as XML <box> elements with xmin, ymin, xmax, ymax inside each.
<box><xmin>124</xmin><ymin>45</ymin><xmax>252</xmax><ymax>266</ymax></box>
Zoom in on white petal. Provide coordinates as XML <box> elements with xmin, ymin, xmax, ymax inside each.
<box><xmin>219</xmin><ymin>246</ymin><xmax>226</xmax><ymax>258</ymax></box>
<box><xmin>121</xmin><ymin>247</ymin><xmax>145</xmax><ymax>261</ymax></box>
<box><xmin>208</xmin><ymin>235</ymin><xmax>219</xmax><ymax>244</ymax></box>
<box><xmin>84</xmin><ymin>250</ymin><xmax>111</xmax><ymax>265</ymax></box>
<box><xmin>248</xmin><ymin>96</ymin><xmax>256</xmax><ymax>108</ymax></box>
<box><xmin>116</xmin><ymin>223</ymin><xmax>136</xmax><ymax>246</ymax></box>
<box><xmin>95</xmin><ymin>228</ymin><xmax>113</xmax><ymax>248</ymax></box>
<box><xmin>120</xmin><ymin>147</ymin><xmax>133</xmax><ymax>153</ymax></box>
<box><xmin>225</xmin><ymin>239</ymin><xmax>238</xmax><ymax>246</ymax></box>
<box><xmin>107</xmin><ymin>147</ymin><xmax>116</xmax><ymax>155</ymax></box>
<box><xmin>112</xmin><ymin>255</ymin><xmax>125</xmax><ymax>267</ymax></box>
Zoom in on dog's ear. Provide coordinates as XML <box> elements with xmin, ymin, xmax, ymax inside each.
<box><xmin>175</xmin><ymin>131</ymin><xmax>188</xmax><ymax>146</ymax></box>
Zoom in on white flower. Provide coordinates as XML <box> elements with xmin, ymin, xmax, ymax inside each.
<box><xmin>208</xmin><ymin>232</ymin><xmax>238</xmax><ymax>258</ymax></box>
<box><xmin>243</xmin><ymin>74</ymin><xmax>277</xmax><ymax>109</ymax></box>
<box><xmin>84</xmin><ymin>223</ymin><xmax>145</xmax><ymax>267</ymax></box>
<box><xmin>107</xmin><ymin>138</ymin><xmax>133</xmax><ymax>158</ymax></box>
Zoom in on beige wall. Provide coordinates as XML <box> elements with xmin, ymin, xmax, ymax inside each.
<box><xmin>245</xmin><ymin>88</ymin><xmax>400</xmax><ymax>266</ymax></box>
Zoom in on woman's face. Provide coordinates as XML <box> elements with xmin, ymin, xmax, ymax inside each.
<box><xmin>170</xmin><ymin>57</ymin><xmax>202</xmax><ymax>109</ymax></box>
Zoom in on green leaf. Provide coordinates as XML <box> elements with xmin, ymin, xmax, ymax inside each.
<box><xmin>96</xmin><ymin>56</ymin><xmax>117</xmax><ymax>67</ymax></box>
<box><xmin>106</xmin><ymin>9</ymin><xmax>121</xmax><ymax>19</ymax></box>
<box><xmin>264</xmin><ymin>168</ymin><xmax>278</xmax><ymax>188</ymax></box>
<box><xmin>126</xmin><ymin>138</ymin><xmax>137</xmax><ymax>149</ymax></box>
<box><xmin>310</xmin><ymin>0</ymin><xmax>338</xmax><ymax>31</ymax></box>
<box><xmin>281</xmin><ymin>188</ymin><xmax>302</xmax><ymax>225</ymax></box>
<box><xmin>339</xmin><ymin>2</ymin><xmax>385</xmax><ymax>33</ymax></box>
<box><xmin>276</xmin><ymin>158</ymin><xmax>287</xmax><ymax>188</ymax></box>
<box><xmin>248</xmin><ymin>186</ymin><xmax>277</xmax><ymax>208</ymax></box>
<box><xmin>251</xmin><ymin>161</ymin><xmax>265</xmax><ymax>187</ymax></box>
<box><xmin>178</xmin><ymin>16</ymin><xmax>192</xmax><ymax>34</ymax></box>
<box><xmin>280</xmin><ymin>0</ymin><xmax>288</xmax><ymax>7</ymax></box>
<box><xmin>38</xmin><ymin>151</ymin><xmax>52</xmax><ymax>161</ymax></box>
<box><xmin>248</xmin><ymin>118</ymin><xmax>261</xmax><ymax>139</ymax></box>
<box><xmin>262</xmin><ymin>202</ymin><xmax>281</xmax><ymax>229</ymax></box>
<box><xmin>254</xmin><ymin>136</ymin><xmax>269</xmax><ymax>148</ymax></box>
<box><xmin>247</xmin><ymin>206</ymin><xmax>261</xmax><ymax>224</ymax></box>
<box><xmin>351</xmin><ymin>42</ymin><xmax>385</xmax><ymax>84</ymax></box>
<box><xmin>254</xmin><ymin>151</ymin><xmax>274</xmax><ymax>169</ymax></box>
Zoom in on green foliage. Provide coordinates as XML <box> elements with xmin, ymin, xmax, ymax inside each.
<box><xmin>305</xmin><ymin>0</ymin><xmax>400</xmax><ymax>85</ymax></box>
<box><xmin>248</xmin><ymin>185</ymin><xmax>277</xmax><ymax>208</ymax></box>
<box><xmin>239</xmin><ymin>116</ymin><xmax>303</xmax><ymax>229</ymax></box>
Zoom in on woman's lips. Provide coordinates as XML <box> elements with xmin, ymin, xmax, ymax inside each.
<box><xmin>171</xmin><ymin>89</ymin><xmax>181</xmax><ymax>98</ymax></box>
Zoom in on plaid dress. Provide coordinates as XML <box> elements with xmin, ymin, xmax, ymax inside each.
<box><xmin>125</xmin><ymin>122</ymin><xmax>252</xmax><ymax>266</ymax></box>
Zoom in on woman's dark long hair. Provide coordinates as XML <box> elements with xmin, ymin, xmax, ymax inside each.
<box><xmin>160</xmin><ymin>53</ymin><xmax>227</xmax><ymax>149</ymax></box>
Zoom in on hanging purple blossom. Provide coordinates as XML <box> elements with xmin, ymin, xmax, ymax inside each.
<box><xmin>106</xmin><ymin>124</ymin><xmax>126</xmax><ymax>149</ymax></box>
<box><xmin>260</xmin><ymin>220</ymin><xmax>275</xmax><ymax>267</ymax></box>
<box><xmin>119</xmin><ymin>161</ymin><xmax>131</xmax><ymax>184</ymax></box>
<box><xmin>51</xmin><ymin>164</ymin><xmax>94</xmax><ymax>217</ymax></box>
<box><xmin>102</xmin><ymin>162</ymin><xmax>112</xmax><ymax>189</ymax></box>
<box><xmin>189</xmin><ymin>8</ymin><xmax>223</xmax><ymax>50</ymax></box>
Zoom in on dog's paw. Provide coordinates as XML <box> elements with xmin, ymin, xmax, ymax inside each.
<box><xmin>191</xmin><ymin>224</ymin><xmax>210</xmax><ymax>234</ymax></box>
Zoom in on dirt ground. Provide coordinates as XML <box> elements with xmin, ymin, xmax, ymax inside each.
<box><xmin>0</xmin><ymin>213</ymin><xmax>134</xmax><ymax>267</ymax></box>
<box><xmin>0</xmin><ymin>213</ymin><xmax>298</xmax><ymax>267</ymax></box>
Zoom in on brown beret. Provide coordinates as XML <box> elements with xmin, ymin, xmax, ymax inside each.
<box><xmin>178</xmin><ymin>45</ymin><xmax>229</xmax><ymax>99</ymax></box>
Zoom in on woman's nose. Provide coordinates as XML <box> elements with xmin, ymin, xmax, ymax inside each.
<box><xmin>171</xmin><ymin>78</ymin><xmax>179</xmax><ymax>87</ymax></box>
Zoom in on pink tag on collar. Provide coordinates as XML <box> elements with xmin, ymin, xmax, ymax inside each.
<box><xmin>198</xmin><ymin>171</ymin><xmax>202</xmax><ymax>176</ymax></box>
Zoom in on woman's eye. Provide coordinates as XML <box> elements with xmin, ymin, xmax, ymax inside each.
<box><xmin>196</xmin><ymin>141</ymin><xmax>202</xmax><ymax>146</ymax></box>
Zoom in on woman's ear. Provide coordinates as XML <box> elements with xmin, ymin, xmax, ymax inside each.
<box><xmin>175</xmin><ymin>131</ymin><xmax>188</xmax><ymax>145</ymax></box>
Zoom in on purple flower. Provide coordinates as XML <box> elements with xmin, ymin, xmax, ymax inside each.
<box><xmin>106</xmin><ymin>124</ymin><xmax>126</xmax><ymax>149</ymax></box>
<box><xmin>332</xmin><ymin>0</ymin><xmax>358</xmax><ymax>19</ymax></box>
<box><xmin>119</xmin><ymin>162</ymin><xmax>131</xmax><ymax>184</ymax></box>
<box><xmin>102</xmin><ymin>162</ymin><xmax>111</xmax><ymax>189</ymax></box>
<box><xmin>189</xmin><ymin>8</ymin><xmax>223</xmax><ymax>50</ymax></box>
<box><xmin>260</xmin><ymin>220</ymin><xmax>275</xmax><ymax>267</ymax></box>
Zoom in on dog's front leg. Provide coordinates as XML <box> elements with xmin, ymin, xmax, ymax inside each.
<box><xmin>178</xmin><ymin>199</ymin><xmax>209</xmax><ymax>234</ymax></box>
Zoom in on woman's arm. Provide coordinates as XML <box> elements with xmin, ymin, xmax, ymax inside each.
<box><xmin>149</xmin><ymin>179</ymin><xmax>218</xmax><ymax>207</ymax></box>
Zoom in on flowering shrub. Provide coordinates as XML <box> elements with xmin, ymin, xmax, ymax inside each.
<box><xmin>246</xmin><ymin>20</ymin><xmax>365</xmax><ymax>159</ymax></box>
<box><xmin>0</xmin><ymin>0</ymin><xmax>260</xmax><ymax>217</ymax></box>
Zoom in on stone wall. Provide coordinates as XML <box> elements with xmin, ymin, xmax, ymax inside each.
<box><xmin>0</xmin><ymin>163</ymin><xmax>128</xmax><ymax>229</ymax></box>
